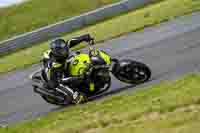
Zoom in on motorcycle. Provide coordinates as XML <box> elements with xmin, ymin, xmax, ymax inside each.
<box><xmin>30</xmin><ymin>39</ymin><xmax>151</xmax><ymax>105</ymax></box>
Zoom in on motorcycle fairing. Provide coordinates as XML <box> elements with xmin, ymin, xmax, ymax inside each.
<box><xmin>68</xmin><ymin>50</ymin><xmax>111</xmax><ymax>76</ymax></box>
<box><xmin>68</xmin><ymin>53</ymin><xmax>91</xmax><ymax>76</ymax></box>
<box><xmin>68</xmin><ymin>50</ymin><xmax>111</xmax><ymax>92</ymax></box>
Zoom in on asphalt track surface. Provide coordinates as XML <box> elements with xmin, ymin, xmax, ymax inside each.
<box><xmin>0</xmin><ymin>12</ymin><xmax>200</xmax><ymax>126</ymax></box>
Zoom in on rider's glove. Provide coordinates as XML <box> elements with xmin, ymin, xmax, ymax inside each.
<box><xmin>84</xmin><ymin>34</ymin><xmax>94</xmax><ymax>42</ymax></box>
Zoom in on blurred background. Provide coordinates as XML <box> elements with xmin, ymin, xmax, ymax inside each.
<box><xmin>0</xmin><ymin>0</ymin><xmax>24</xmax><ymax>7</ymax></box>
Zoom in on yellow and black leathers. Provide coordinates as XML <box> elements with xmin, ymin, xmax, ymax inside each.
<box><xmin>42</xmin><ymin>34</ymin><xmax>93</xmax><ymax>89</ymax></box>
<box><xmin>43</xmin><ymin>50</ymin><xmax>66</xmax><ymax>89</ymax></box>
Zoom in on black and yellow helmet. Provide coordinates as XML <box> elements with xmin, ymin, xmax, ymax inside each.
<box><xmin>49</xmin><ymin>38</ymin><xmax>69</xmax><ymax>59</ymax></box>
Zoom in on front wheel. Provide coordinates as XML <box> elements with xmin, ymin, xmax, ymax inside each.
<box><xmin>112</xmin><ymin>59</ymin><xmax>151</xmax><ymax>84</ymax></box>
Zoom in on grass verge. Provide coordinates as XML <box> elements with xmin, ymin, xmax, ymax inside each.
<box><xmin>0</xmin><ymin>0</ymin><xmax>200</xmax><ymax>74</ymax></box>
<box><xmin>0</xmin><ymin>0</ymin><xmax>120</xmax><ymax>41</ymax></box>
<box><xmin>1</xmin><ymin>73</ymin><xmax>200</xmax><ymax>132</ymax></box>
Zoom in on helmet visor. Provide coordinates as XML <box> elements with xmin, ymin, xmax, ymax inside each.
<box><xmin>51</xmin><ymin>41</ymin><xmax>65</xmax><ymax>49</ymax></box>
<box><xmin>50</xmin><ymin>39</ymin><xmax>69</xmax><ymax>57</ymax></box>
<box><xmin>57</xmin><ymin>47</ymin><xmax>68</xmax><ymax>57</ymax></box>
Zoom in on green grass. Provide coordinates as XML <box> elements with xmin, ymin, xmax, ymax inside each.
<box><xmin>1</xmin><ymin>73</ymin><xmax>200</xmax><ymax>133</ymax></box>
<box><xmin>0</xmin><ymin>0</ymin><xmax>120</xmax><ymax>41</ymax></box>
<box><xmin>0</xmin><ymin>0</ymin><xmax>200</xmax><ymax>74</ymax></box>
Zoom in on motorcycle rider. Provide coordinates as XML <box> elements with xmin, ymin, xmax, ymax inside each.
<box><xmin>42</xmin><ymin>34</ymin><xmax>94</xmax><ymax>103</ymax></box>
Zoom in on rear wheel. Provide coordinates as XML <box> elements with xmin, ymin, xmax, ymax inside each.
<box><xmin>112</xmin><ymin>59</ymin><xmax>151</xmax><ymax>84</ymax></box>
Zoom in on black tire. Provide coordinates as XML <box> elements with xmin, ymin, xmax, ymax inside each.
<box><xmin>112</xmin><ymin>59</ymin><xmax>151</xmax><ymax>84</ymax></box>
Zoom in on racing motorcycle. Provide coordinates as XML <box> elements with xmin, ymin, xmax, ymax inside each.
<box><xmin>30</xmin><ymin>40</ymin><xmax>151</xmax><ymax>105</ymax></box>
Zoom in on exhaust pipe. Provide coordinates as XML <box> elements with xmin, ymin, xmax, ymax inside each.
<box><xmin>33</xmin><ymin>86</ymin><xmax>64</xmax><ymax>101</ymax></box>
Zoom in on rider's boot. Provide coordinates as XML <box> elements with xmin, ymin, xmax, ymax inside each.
<box><xmin>72</xmin><ymin>91</ymin><xmax>88</xmax><ymax>104</ymax></box>
<box><xmin>57</xmin><ymin>84</ymin><xmax>87</xmax><ymax>104</ymax></box>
